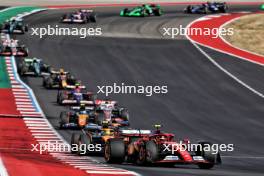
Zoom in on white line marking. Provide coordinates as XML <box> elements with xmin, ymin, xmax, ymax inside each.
<box><xmin>31</xmin><ymin>133</ymin><xmax>56</xmax><ymax>136</ymax></box>
<box><xmin>23</xmin><ymin>118</ymin><xmax>44</xmax><ymax>120</ymax></box>
<box><xmin>21</xmin><ymin>113</ymin><xmax>41</xmax><ymax>116</ymax></box>
<box><xmin>25</xmin><ymin>124</ymin><xmax>49</xmax><ymax>127</ymax></box>
<box><xmin>27</xmin><ymin>127</ymin><xmax>51</xmax><ymax>130</ymax></box>
<box><xmin>190</xmin><ymin>42</ymin><xmax>264</xmax><ymax>98</ymax></box>
<box><xmin>0</xmin><ymin>156</ymin><xmax>8</xmax><ymax>176</ymax></box>
<box><xmin>11</xmin><ymin>81</ymin><xmax>19</xmax><ymax>84</ymax></box>
<box><xmin>16</xmin><ymin>102</ymin><xmax>32</xmax><ymax>105</ymax></box>
<box><xmin>22</xmin><ymin>114</ymin><xmax>42</xmax><ymax>117</ymax></box>
<box><xmin>17</xmin><ymin>105</ymin><xmax>34</xmax><ymax>108</ymax></box>
<box><xmin>13</xmin><ymin>92</ymin><xmax>28</xmax><ymax>95</ymax></box>
<box><xmin>14</xmin><ymin>95</ymin><xmax>30</xmax><ymax>98</ymax></box>
<box><xmin>30</xmin><ymin>130</ymin><xmax>53</xmax><ymax>133</ymax></box>
<box><xmin>24</xmin><ymin>121</ymin><xmax>46</xmax><ymax>124</ymax></box>
<box><xmin>15</xmin><ymin>98</ymin><xmax>31</xmax><ymax>102</ymax></box>
<box><xmin>18</xmin><ymin>108</ymin><xmax>36</xmax><ymax>111</ymax></box>
<box><xmin>33</xmin><ymin>136</ymin><xmax>60</xmax><ymax>139</ymax></box>
<box><xmin>187</xmin><ymin>14</ymin><xmax>264</xmax><ymax>67</ymax></box>
<box><xmin>12</xmin><ymin>89</ymin><xmax>27</xmax><ymax>92</ymax></box>
<box><xmin>36</xmin><ymin>139</ymin><xmax>64</xmax><ymax>142</ymax></box>
<box><xmin>185</xmin><ymin>17</ymin><xmax>264</xmax><ymax>99</ymax></box>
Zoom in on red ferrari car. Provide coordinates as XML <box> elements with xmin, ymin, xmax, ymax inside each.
<box><xmin>104</xmin><ymin>125</ymin><xmax>221</xmax><ymax>169</ymax></box>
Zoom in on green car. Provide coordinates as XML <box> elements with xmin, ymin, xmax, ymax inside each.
<box><xmin>120</xmin><ymin>4</ymin><xmax>163</xmax><ymax>17</ymax></box>
<box><xmin>261</xmin><ymin>4</ymin><xmax>264</xmax><ymax>10</ymax></box>
<box><xmin>17</xmin><ymin>57</ymin><xmax>51</xmax><ymax>76</ymax></box>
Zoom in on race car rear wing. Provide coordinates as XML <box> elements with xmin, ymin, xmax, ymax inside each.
<box><xmin>65</xmin><ymin>85</ymin><xmax>86</xmax><ymax>89</ymax></box>
<box><xmin>71</xmin><ymin>106</ymin><xmax>95</xmax><ymax>110</ymax></box>
<box><xmin>120</xmin><ymin>129</ymin><xmax>152</xmax><ymax>136</ymax></box>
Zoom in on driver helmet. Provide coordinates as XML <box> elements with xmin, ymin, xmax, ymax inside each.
<box><xmin>103</xmin><ymin>128</ymin><xmax>112</xmax><ymax>135</ymax></box>
<box><xmin>160</xmin><ymin>135</ymin><xmax>167</xmax><ymax>141</ymax></box>
<box><xmin>33</xmin><ymin>57</ymin><xmax>38</xmax><ymax>63</ymax></box>
<box><xmin>80</xmin><ymin>103</ymin><xmax>86</xmax><ymax>111</ymax></box>
<box><xmin>59</xmin><ymin>68</ymin><xmax>65</xmax><ymax>75</ymax></box>
<box><xmin>75</xmin><ymin>83</ymin><xmax>80</xmax><ymax>88</ymax></box>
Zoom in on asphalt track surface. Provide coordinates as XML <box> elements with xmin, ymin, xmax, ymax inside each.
<box><xmin>14</xmin><ymin>5</ymin><xmax>264</xmax><ymax>176</ymax></box>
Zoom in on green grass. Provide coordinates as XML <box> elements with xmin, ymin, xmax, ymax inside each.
<box><xmin>0</xmin><ymin>58</ymin><xmax>11</xmax><ymax>88</ymax></box>
<box><xmin>0</xmin><ymin>6</ymin><xmax>41</xmax><ymax>23</ymax></box>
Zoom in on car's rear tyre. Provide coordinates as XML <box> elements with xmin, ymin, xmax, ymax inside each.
<box><xmin>42</xmin><ymin>77</ymin><xmax>47</xmax><ymax>87</ymax></box>
<box><xmin>136</xmin><ymin>141</ymin><xmax>159</xmax><ymax>165</ymax></box>
<box><xmin>24</xmin><ymin>25</ymin><xmax>28</xmax><ymax>32</ymax></box>
<box><xmin>18</xmin><ymin>61</ymin><xmax>28</xmax><ymax>76</ymax></box>
<box><xmin>46</xmin><ymin>77</ymin><xmax>53</xmax><ymax>89</ymax></box>
<box><xmin>196</xmin><ymin>142</ymin><xmax>218</xmax><ymax>169</ymax></box>
<box><xmin>59</xmin><ymin>111</ymin><xmax>69</xmax><ymax>129</ymax></box>
<box><xmin>79</xmin><ymin>134</ymin><xmax>92</xmax><ymax>155</ymax></box>
<box><xmin>185</xmin><ymin>6</ymin><xmax>192</xmax><ymax>13</ymax></box>
<box><xmin>145</xmin><ymin>141</ymin><xmax>159</xmax><ymax>164</ymax></box>
<box><xmin>57</xmin><ymin>91</ymin><xmax>67</xmax><ymax>105</ymax></box>
<box><xmin>154</xmin><ymin>9</ymin><xmax>162</xmax><ymax>16</ymax></box>
<box><xmin>104</xmin><ymin>138</ymin><xmax>125</xmax><ymax>163</ymax></box>
<box><xmin>71</xmin><ymin>133</ymin><xmax>80</xmax><ymax>154</ymax></box>
<box><xmin>96</xmin><ymin>113</ymin><xmax>105</xmax><ymax>126</ymax></box>
<box><xmin>137</xmin><ymin>145</ymin><xmax>146</xmax><ymax>165</ymax></box>
<box><xmin>120</xmin><ymin>108</ymin><xmax>129</xmax><ymax>121</ymax></box>
<box><xmin>90</xmin><ymin>14</ymin><xmax>96</xmax><ymax>22</ymax></box>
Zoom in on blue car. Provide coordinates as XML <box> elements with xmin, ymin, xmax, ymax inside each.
<box><xmin>17</xmin><ymin>57</ymin><xmax>51</xmax><ymax>76</ymax></box>
<box><xmin>184</xmin><ymin>2</ymin><xmax>227</xmax><ymax>14</ymax></box>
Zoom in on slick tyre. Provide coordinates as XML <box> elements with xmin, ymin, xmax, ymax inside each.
<box><xmin>145</xmin><ymin>141</ymin><xmax>159</xmax><ymax>164</ymax></box>
<box><xmin>104</xmin><ymin>138</ymin><xmax>125</xmax><ymax>164</ymax></box>
<box><xmin>120</xmin><ymin>109</ymin><xmax>129</xmax><ymax>121</ymax></box>
<box><xmin>196</xmin><ymin>142</ymin><xmax>218</xmax><ymax>169</ymax></box>
<box><xmin>71</xmin><ymin>133</ymin><xmax>80</xmax><ymax>154</ymax></box>
<box><xmin>154</xmin><ymin>9</ymin><xmax>162</xmax><ymax>16</ymax></box>
<box><xmin>42</xmin><ymin>77</ymin><xmax>47</xmax><ymax>87</ymax></box>
<box><xmin>46</xmin><ymin>77</ymin><xmax>53</xmax><ymax>89</ymax></box>
<box><xmin>17</xmin><ymin>61</ymin><xmax>27</xmax><ymax>76</ymax></box>
<box><xmin>137</xmin><ymin>145</ymin><xmax>146</xmax><ymax>165</ymax></box>
<box><xmin>90</xmin><ymin>14</ymin><xmax>96</xmax><ymax>22</ymax></box>
<box><xmin>96</xmin><ymin>113</ymin><xmax>105</xmax><ymax>126</ymax></box>
<box><xmin>59</xmin><ymin>111</ymin><xmax>69</xmax><ymax>129</ymax></box>
<box><xmin>79</xmin><ymin>134</ymin><xmax>92</xmax><ymax>155</ymax></box>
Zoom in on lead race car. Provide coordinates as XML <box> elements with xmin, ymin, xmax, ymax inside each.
<box><xmin>184</xmin><ymin>2</ymin><xmax>227</xmax><ymax>14</ymax></box>
<box><xmin>0</xmin><ymin>18</ymin><xmax>28</xmax><ymax>34</ymax></box>
<box><xmin>0</xmin><ymin>39</ymin><xmax>28</xmax><ymax>56</ymax></box>
<box><xmin>17</xmin><ymin>57</ymin><xmax>51</xmax><ymax>76</ymax></box>
<box><xmin>104</xmin><ymin>125</ymin><xmax>221</xmax><ymax>169</ymax></box>
<box><xmin>120</xmin><ymin>4</ymin><xmax>163</xmax><ymax>17</ymax></box>
<box><xmin>61</xmin><ymin>9</ymin><xmax>96</xmax><ymax>23</ymax></box>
